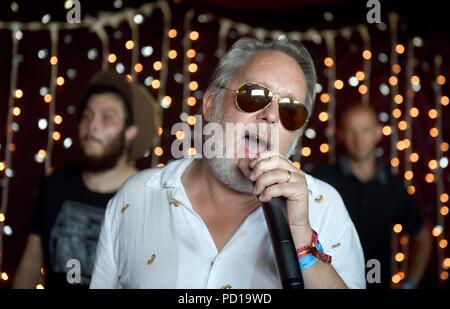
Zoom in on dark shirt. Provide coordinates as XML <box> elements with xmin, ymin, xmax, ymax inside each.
<box><xmin>30</xmin><ymin>168</ymin><xmax>115</xmax><ymax>288</ymax></box>
<box><xmin>312</xmin><ymin>157</ymin><xmax>423</xmax><ymax>288</ymax></box>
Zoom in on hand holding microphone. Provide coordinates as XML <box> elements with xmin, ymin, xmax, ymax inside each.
<box><xmin>244</xmin><ymin>151</ymin><xmax>312</xmax><ymax>289</ymax></box>
<box><xmin>248</xmin><ymin>151</ymin><xmax>313</xmax><ymax>248</ymax></box>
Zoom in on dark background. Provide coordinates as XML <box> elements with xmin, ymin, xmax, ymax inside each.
<box><xmin>0</xmin><ymin>0</ymin><xmax>448</xmax><ymax>288</ymax></box>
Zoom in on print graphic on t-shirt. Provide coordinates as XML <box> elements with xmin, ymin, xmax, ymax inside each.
<box><xmin>49</xmin><ymin>200</ymin><xmax>105</xmax><ymax>285</ymax></box>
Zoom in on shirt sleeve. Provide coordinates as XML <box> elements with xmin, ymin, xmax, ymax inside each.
<box><xmin>306</xmin><ymin>175</ymin><xmax>366</xmax><ymax>289</ymax></box>
<box><xmin>329</xmin><ymin>222</ymin><xmax>367</xmax><ymax>289</ymax></box>
<box><xmin>90</xmin><ymin>195</ymin><xmax>121</xmax><ymax>289</ymax></box>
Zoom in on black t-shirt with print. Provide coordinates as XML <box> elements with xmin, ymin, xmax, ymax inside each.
<box><xmin>30</xmin><ymin>167</ymin><xmax>115</xmax><ymax>288</ymax></box>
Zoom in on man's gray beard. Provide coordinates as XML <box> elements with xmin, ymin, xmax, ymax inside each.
<box><xmin>206</xmin><ymin>155</ymin><xmax>254</xmax><ymax>194</ymax></box>
<box><xmin>205</xmin><ymin>104</ymin><xmax>254</xmax><ymax>194</ymax></box>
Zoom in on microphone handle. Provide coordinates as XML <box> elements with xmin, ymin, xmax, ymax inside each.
<box><xmin>262</xmin><ymin>197</ymin><xmax>304</xmax><ymax>289</ymax></box>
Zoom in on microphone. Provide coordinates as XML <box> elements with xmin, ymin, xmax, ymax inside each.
<box><xmin>262</xmin><ymin>197</ymin><xmax>304</xmax><ymax>289</ymax></box>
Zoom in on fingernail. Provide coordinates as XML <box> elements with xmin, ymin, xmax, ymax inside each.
<box><xmin>250</xmin><ymin>171</ymin><xmax>255</xmax><ymax>181</ymax></box>
<box><xmin>250</xmin><ymin>160</ymin><xmax>256</xmax><ymax>168</ymax></box>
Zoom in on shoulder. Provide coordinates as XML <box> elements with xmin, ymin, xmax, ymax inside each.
<box><xmin>305</xmin><ymin>173</ymin><xmax>353</xmax><ymax>237</ymax></box>
<box><xmin>119</xmin><ymin>158</ymin><xmax>192</xmax><ymax>193</ymax></box>
<box><xmin>386</xmin><ymin>171</ymin><xmax>406</xmax><ymax>188</ymax></box>
<box><xmin>119</xmin><ymin>167</ymin><xmax>162</xmax><ymax>192</ymax></box>
<box><xmin>306</xmin><ymin>173</ymin><xmax>347</xmax><ymax>210</ymax></box>
<box><xmin>310</xmin><ymin>163</ymin><xmax>340</xmax><ymax>181</ymax></box>
<box><xmin>40</xmin><ymin>166</ymin><xmax>81</xmax><ymax>191</ymax></box>
<box><xmin>105</xmin><ymin>158</ymin><xmax>192</xmax><ymax>213</ymax></box>
<box><xmin>47</xmin><ymin>166</ymin><xmax>80</xmax><ymax>181</ymax></box>
<box><xmin>109</xmin><ymin>167</ymin><xmax>163</xmax><ymax>205</ymax></box>
<box><xmin>378</xmin><ymin>168</ymin><xmax>409</xmax><ymax>197</ymax></box>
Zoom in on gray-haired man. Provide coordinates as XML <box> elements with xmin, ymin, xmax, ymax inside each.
<box><xmin>90</xmin><ymin>38</ymin><xmax>365</xmax><ymax>289</ymax></box>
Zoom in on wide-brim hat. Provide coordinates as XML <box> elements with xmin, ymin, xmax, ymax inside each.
<box><xmin>89</xmin><ymin>70</ymin><xmax>158</xmax><ymax>161</ymax></box>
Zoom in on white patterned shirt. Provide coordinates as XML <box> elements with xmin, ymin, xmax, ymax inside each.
<box><xmin>90</xmin><ymin>158</ymin><xmax>366</xmax><ymax>289</ymax></box>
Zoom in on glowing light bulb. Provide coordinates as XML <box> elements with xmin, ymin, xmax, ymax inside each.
<box><xmin>168</xmin><ymin>29</ymin><xmax>177</xmax><ymax>38</ymax></box>
<box><xmin>395</xmin><ymin>44</ymin><xmax>405</xmax><ymax>54</ymax></box>
<box><xmin>324</xmin><ymin>57</ymin><xmax>333</xmax><ymax>67</ymax></box>
<box><xmin>125</xmin><ymin>40</ymin><xmax>134</xmax><ymax>50</ymax></box>
<box><xmin>189</xmin><ymin>31</ymin><xmax>199</xmax><ymax>40</ymax></box>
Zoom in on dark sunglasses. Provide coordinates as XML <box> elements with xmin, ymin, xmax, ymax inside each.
<box><xmin>218</xmin><ymin>82</ymin><xmax>309</xmax><ymax>131</ymax></box>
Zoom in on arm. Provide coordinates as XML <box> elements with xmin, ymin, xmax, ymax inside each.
<box><xmin>291</xmin><ymin>226</ymin><xmax>347</xmax><ymax>288</ymax></box>
<box><xmin>12</xmin><ymin>234</ymin><xmax>44</xmax><ymax>289</ymax></box>
<box><xmin>250</xmin><ymin>152</ymin><xmax>350</xmax><ymax>288</ymax></box>
<box><xmin>404</xmin><ymin>224</ymin><xmax>432</xmax><ymax>287</ymax></box>
<box><xmin>303</xmin><ymin>260</ymin><xmax>347</xmax><ymax>288</ymax></box>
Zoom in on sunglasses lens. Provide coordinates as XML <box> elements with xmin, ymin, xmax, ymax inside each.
<box><xmin>279</xmin><ymin>102</ymin><xmax>309</xmax><ymax>131</ymax></box>
<box><xmin>234</xmin><ymin>83</ymin><xmax>308</xmax><ymax>131</ymax></box>
<box><xmin>236</xmin><ymin>83</ymin><xmax>271</xmax><ymax>112</ymax></box>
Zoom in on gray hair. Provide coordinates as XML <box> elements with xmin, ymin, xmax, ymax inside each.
<box><xmin>208</xmin><ymin>37</ymin><xmax>317</xmax><ymax>126</ymax></box>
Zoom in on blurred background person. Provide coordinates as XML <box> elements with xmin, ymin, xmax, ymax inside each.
<box><xmin>12</xmin><ymin>71</ymin><xmax>157</xmax><ymax>288</ymax></box>
<box><xmin>313</xmin><ymin>103</ymin><xmax>432</xmax><ymax>288</ymax></box>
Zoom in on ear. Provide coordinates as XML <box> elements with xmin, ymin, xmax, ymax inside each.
<box><xmin>125</xmin><ymin>125</ymin><xmax>139</xmax><ymax>144</ymax></box>
<box><xmin>202</xmin><ymin>88</ymin><xmax>215</xmax><ymax>122</ymax></box>
<box><xmin>375</xmin><ymin>123</ymin><xmax>383</xmax><ymax>143</ymax></box>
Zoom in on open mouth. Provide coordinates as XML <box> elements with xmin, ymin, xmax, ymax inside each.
<box><xmin>244</xmin><ymin>133</ymin><xmax>268</xmax><ymax>157</ymax></box>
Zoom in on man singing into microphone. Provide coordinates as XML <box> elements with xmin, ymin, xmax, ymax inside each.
<box><xmin>90</xmin><ymin>37</ymin><xmax>365</xmax><ymax>289</ymax></box>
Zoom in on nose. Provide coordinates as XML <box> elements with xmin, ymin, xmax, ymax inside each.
<box><xmin>258</xmin><ymin>98</ymin><xmax>280</xmax><ymax>126</ymax></box>
<box><xmin>86</xmin><ymin>114</ymin><xmax>101</xmax><ymax>133</ymax></box>
<box><xmin>353</xmin><ymin>131</ymin><xmax>365</xmax><ymax>145</ymax></box>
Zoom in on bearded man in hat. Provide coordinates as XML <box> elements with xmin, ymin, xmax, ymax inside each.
<box><xmin>13</xmin><ymin>71</ymin><xmax>156</xmax><ymax>289</ymax></box>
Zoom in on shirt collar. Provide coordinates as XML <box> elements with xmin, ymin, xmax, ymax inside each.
<box><xmin>145</xmin><ymin>158</ymin><xmax>265</xmax><ymax>224</ymax></box>
<box><xmin>147</xmin><ymin>158</ymin><xmax>318</xmax><ymax>190</ymax></box>
<box><xmin>338</xmin><ymin>155</ymin><xmax>388</xmax><ymax>186</ymax></box>
<box><xmin>145</xmin><ymin>157</ymin><xmax>195</xmax><ymax>190</ymax></box>
<box><xmin>144</xmin><ymin>158</ymin><xmax>321</xmax><ymax>209</ymax></box>
<box><xmin>303</xmin><ymin>172</ymin><xmax>317</xmax><ymax>194</ymax></box>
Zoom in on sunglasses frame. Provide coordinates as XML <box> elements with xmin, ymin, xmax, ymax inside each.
<box><xmin>218</xmin><ymin>82</ymin><xmax>309</xmax><ymax>131</ymax></box>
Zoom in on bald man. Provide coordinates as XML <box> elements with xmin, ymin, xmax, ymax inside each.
<box><xmin>313</xmin><ymin>103</ymin><xmax>431</xmax><ymax>288</ymax></box>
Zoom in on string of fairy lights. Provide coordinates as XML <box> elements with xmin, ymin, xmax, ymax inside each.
<box><xmin>0</xmin><ymin>0</ymin><xmax>173</xmax><ymax>285</ymax></box>
<box><xmin>433</xmin><ymin>55</ymin><xmax>450</xmax><ymax>283</ymax></box>
<box><xmin>0</xmin><ymin>0</ymin><xmax>448</xmax><ymax>287</ymax></box>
